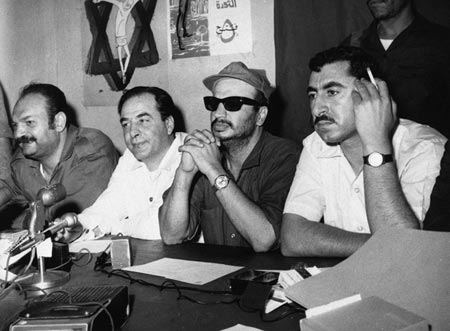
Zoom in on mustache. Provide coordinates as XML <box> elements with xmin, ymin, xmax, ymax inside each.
<box><xmin>15</xmin><ymin>135</ymin><xmax>37</xmax><ymax>144</ymax></box>
<box><xmin>314</xmin><ymin>115</ymin><xmax>334</xmax><ymax>125</ymax></box>
<box><xmin>212</xmin><ymin>118</ymin><xmax>233</xmax><ymax>128</ymax></box>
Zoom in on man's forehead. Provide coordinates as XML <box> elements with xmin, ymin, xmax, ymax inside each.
<box><xmin>121</xmin><ymin>94</ymin><xmax>158</xmax><ymax>118</ymax></box>
<box><xmin>309</xmin><ymin>61</ymin><xmax>354</xmax><ymax>87</ymax></box>
<box><xmin>13</xmin><ymin>94</ymin><xmax>47</xmax><ymax>119</ymax></box>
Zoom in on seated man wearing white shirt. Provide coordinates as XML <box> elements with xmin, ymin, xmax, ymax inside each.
<box><xmin>57</xmin><ymin>86</ymin><xmax>186</xmax><ymax>240</ymax></box>
<box><xmin>281</xmin><ymin>46</ymin><xmax>446</xmax><ymax>257</ymax></box>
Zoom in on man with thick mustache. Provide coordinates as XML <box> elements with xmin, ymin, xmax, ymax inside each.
<box><xmin>281</xmin><ymin>46</ymin><xmax>446</xmax><ymax>257</ymax></box>
<box><xmin>343</xmin><ymin>0</ymin><xmax>450</xmax><ymax>138</ymax></box>
<box><xmin>0</xmin><ymin>83</ymin><xmax>118</xmax><ymax>228</ymax></box>
<box><xmin>159</xmin><ymin>62</ymin><xmax>300</xmax><ymax>252</ymax></box>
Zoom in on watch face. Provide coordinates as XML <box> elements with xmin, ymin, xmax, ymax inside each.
<box><xmin>215</xmin><ymin>175</ymin><xmax>229</xmax><ymax>189</ymax></box>
<box><xmin>368</xmin><ymin>152</ymin><xmax>383</xmax><ymax>167</ymax></box>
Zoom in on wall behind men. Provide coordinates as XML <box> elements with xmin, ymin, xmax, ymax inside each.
<box><xmin>0</xmin><ymin>0</ymin><xmax>275</xmax><ymax>153</ymax></box>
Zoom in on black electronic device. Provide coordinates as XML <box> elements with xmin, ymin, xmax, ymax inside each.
<box><xmin>229</xmin><ymin>269</ymin><xmax>279</xmax><ymax>295</ymax></box>
<box><xmin>9</xmin><ymin>285</ymin><xmax>129</xmax><ymax>331</ymax></box>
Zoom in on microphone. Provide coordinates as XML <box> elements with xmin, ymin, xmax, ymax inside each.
<box><xmin>9</xmin><ymin>214</ymin><xmax>78</xmax><ymax>256</ymax></box>
<box><xmin>37</xmin><ymin>183</ymin><xmax>67</xmax><ymax>206</ymax></box>
<box><xmin>29</xmin><ymin>184</ymin><xmax>67</xmax><ymax>236</ymax></box>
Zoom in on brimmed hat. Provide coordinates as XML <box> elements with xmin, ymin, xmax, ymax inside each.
<box><xmin>203</xmin><ymin>61</ymin><xmax>274</xmax><ymax>101</ymax></box>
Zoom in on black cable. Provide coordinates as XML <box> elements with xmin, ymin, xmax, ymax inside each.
<box><xmin>94</xmin><ymin>255</ymin><xmax>304</xmax><ymax>323</ymax></box>
<box><xmin>260</xmin><ymin>304</ymin><xmax>306</xmax><ymax>322</ymax></box>
<box><xmin>47</xmin><ymin>258</ymin><xmax>72</xmax><ymax>271</ymax></box>
<box><xmin>71</xmin><ymin>248</ymin><xmax>93</xmax><ymax>267</ymax></box>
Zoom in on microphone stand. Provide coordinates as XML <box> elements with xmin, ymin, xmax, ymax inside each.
<box><xmin>18</xmin><ymin>201</ymin><xmax>70</xmax><ymax>291</ymax></box>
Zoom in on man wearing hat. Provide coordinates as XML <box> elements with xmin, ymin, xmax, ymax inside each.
<box><xmin>159</xmin><ymin>61</ymin><xmax>300</xmax><ymax>252</ymax></box>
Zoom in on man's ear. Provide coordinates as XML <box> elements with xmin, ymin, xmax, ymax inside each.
<box><xmin>53</xmin><ymin>112</ymin><xmax>67</xmax><ymax>132</ymax></box>
<box><xmin>256</xmin><ymin>106</ymin><xmax>268</xmax><ymax>127</ymax></box>
<box><xmin>165</xmin><ymin>116</ymin><xmax>175</xmax><ymax>135</ymax></box>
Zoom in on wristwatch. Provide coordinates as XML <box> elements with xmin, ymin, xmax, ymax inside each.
<box><xmin>363</xmin><ymin>152</ymin><xmax>394</xmax><ymax>167</ymax></box>
<box><xmin>213</xmin><ymin>174</ymin><xmax>230</xmax><ymax>192</ymax></box>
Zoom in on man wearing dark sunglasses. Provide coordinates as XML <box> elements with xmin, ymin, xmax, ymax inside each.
<box><xmin>160</xmin><ymin>61</ymin><xmax>300</xmax><ymax>252</ymax></box>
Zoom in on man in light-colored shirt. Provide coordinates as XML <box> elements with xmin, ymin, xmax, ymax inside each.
<box><xmin>57</xmin><ymin>86</ymin><xmax>186</xmax><ymax>240</ymax></box>
<box><xmin>281</xmin><ymin>46</ymin><xmax>446</xmax><ymax>257</ymax></box>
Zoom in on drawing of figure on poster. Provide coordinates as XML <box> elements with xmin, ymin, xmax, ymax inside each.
<box><xmin>170</xmin><ymin>0</ymin><xmax>210</xmax><ymax>59</ymax></box>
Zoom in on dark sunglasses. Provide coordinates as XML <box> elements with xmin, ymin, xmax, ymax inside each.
<box><xmin>203</xmin><ymin>96</ymin><xmax>261</xmax><ymax>112</ymax></box>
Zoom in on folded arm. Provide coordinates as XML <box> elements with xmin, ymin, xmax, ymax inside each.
<box><xmin>281</xmin><ymin>213</ymin><xmax>370</xmax><ymax>257</ymax></box>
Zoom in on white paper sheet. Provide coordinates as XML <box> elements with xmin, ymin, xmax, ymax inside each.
<box><xmin>285</xmin><ymin>229</ymin><xmax>450</xmax><ymax>331</ymax></box>
<box><xmin>123</xmin><ymin>257</ymin><xmax>243</xmax><ymax>285</ymax></box>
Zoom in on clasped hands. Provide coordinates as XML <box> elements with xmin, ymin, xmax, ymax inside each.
<box><xmin>352</xmin><ymin>77</ymin><xmax>397</xmax><ymax>153</ymax></box>
<box><xmin>179</xmin><ymin>129</ymin><xmax>224</xmax><ymax>180</ymax></box>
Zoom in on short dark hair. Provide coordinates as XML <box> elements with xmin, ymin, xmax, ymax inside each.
<box><xmin>18</xmin><ymin>83</ymin><xmax>67</xmax><ymax>126</ymax></box>
<box><xmin>309</xmin><ymin>46</ymin><xmax>380</xmax><ymax>80</ymax></box>
<box><xmin>118</xmin><ymin>86</ymin><xmax>176</xmax><ymax>122</ymax></box>
<box><xmin>254</xmin><ymin>89</ymin><xmax>267</xmax><ymax>108</ymax></box>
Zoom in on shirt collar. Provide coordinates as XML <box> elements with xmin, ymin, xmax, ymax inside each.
<box><xmin>122</xmin><ymin>132</ymin><xmax>185</xmax><ymax>172</ymax></box>
<box><xmin>158</xmin><ymin>132</ymin><xmax>185</xmax><ymax>171</ymax></box>
<box><xmin>370</xmin><ymin>11</ymin><xmax>424</xmax><ymax>43</ymax></box>
<box><xmin>59</xmin><ymin>124</ymin><xmax>79</xmax><ymax>162</ymax></box>
<box><xmin>309</xmin><ymin>132</ymin><xmax>344</xmax><ymax>159</ymax></box>
<box><xmin>237</xmin><ymin>130</ymin><xmax>267</xmax><ymax>171</ymax></box>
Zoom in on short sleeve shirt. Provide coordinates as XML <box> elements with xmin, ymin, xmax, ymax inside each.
<box><xmin>284</xmin><ymin>119</ymin><xmax>446</xmax><ymax>232</ymax></box>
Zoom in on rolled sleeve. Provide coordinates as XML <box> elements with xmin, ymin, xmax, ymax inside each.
<box><xmin>399</xmin><ymin>141</ymin><xmax>446</xmax><ymax>222</ymax></box>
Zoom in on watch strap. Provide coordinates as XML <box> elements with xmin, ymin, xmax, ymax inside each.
<box><xmin>363</xmin><ymin>153</ymin><xmax>394</xmax><ymax>166</ymax></box>
<box><xmin>212</xmin><ymin>174</ymin><xmax>230</xmax><ymax>192</ymax></box>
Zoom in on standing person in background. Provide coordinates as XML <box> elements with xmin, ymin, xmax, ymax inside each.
<box><xmin>342</xmin><ymin>0</ymin><xmax>450</xmax><ymax>137</ymax></box>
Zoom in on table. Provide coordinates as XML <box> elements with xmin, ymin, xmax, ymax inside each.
<box><xmin>1</xmin><ymin>240</ymin><xmax>342</xmax><ymax>331</ymax></box>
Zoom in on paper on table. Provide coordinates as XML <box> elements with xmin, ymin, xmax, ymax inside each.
<box><xmin>285</xmin><ymin>229</ymin><xmax>450</xmax><ymax>331</ymax></box>
<box><xmin>123</xmin><ymin>257</ymin><xmax>243</xmax><ymax>285</ymax></box>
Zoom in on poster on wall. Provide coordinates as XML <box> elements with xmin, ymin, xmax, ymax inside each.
<box><xmin>169</xmin><ymin>0</ymin><xmax>253</xmax><ymax>59</ymax></box>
